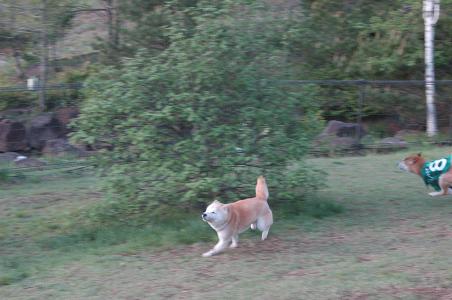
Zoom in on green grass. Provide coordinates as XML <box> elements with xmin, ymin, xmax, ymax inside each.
<box><xmin>1</xmin><ymin>147</ymin><xmax>452</xmax><ymax>299</ymax></box>
<box><xmin>0</xmin><ymin>158</ymin><xmax>342</xmax><ymax>288</ymax></box>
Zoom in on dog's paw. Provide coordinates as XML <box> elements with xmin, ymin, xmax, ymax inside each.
<box><xmin>250</xmin><ymin>223</ymin><xmax>256</xmax><ymax>230</ymax></box>
<box><xmin>229</xmin><ymin>243</ymin><xmax>238</xmax><ymax>249</ymax></box>
<box><xmin>202</xmin><ymin>251</ymin><xmax>214</xmax><ymax>257</ymax></box>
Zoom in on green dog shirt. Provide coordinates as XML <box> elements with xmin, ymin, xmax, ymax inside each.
<box><xmin>421</xmin><ymin>155</ymin><xmax>452</xmax><ymax>191</ymax></box>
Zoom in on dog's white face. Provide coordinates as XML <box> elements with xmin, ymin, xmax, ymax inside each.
<box><xmin>398</xmin><ymin>160</ymin><xmax>409</xmax><ymax>172</ymax></box>
<box><xmin>202</xmin><ymin>200</ymin><xmax>228</xmax><ymax>226</ymax></box>
<box><xmin>398</xmin><ymin>154</ymin><xmax>422</xmax><ymax>173</ymax></box>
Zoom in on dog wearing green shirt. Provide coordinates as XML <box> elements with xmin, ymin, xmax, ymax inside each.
<box><xmin>398</xmin><ymin>153</ymin><xmax>452</xmax><ymax>196</ymax></box>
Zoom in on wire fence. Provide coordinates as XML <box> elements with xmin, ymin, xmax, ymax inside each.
<box><xmin>0</xmin><ymin>83</ymin><xmax>84</xmax><ymax>93</ymax></box>
<box><xmin>276</xmin><ymin>79</ymin><xmax>452</xmax><ymax>136</ymax></box>
<box><xmin>0</xmin><ymin>83</ymin><xmax>84</xmax><ymax>111</ymax></box>
<box><xmin>1</xmin><ymin>79</ymin><xmax>452</xmax><ymax>173</ymax></box>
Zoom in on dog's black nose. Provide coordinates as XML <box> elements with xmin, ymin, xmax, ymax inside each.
<box><xmin>202</xmin><ymin>213</ymin><xmax>207</xmax><ymax>218</ymax></box>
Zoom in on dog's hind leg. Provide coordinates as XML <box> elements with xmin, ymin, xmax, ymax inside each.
<box><xmin>230</xmin><ymin>234</ymin><xmax>239</xmax><ymax>248</ymax></box>
<box><xmin>430</xmin><ymin>174</ymin><xmax>452</xmax><ymax>197</ymax></box>
<box><xmin>257</xmin><ymin>210</ymin><xmax>273</xmax><ymax>241</ymax></box>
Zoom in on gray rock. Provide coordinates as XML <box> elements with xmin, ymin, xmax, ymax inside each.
<box><xmin>14</xmin><ymin>157</ymin><xmax>46</xmax><ymax>168</ymax></box>
<box><xmin>378</xmin><ymin>137</ymin><xmax>408</xmax><ymax>148</ymax></box>
<box><xmin>394</xmin><ymin>129</ymin><xmax>423</xmax><ymax>140</ymax></box>
<box><xmin>27</xmin><ymin>113</ymin><xmax>64</xmax><ymax>150</ymax></box>
<box><xmin>55</xmin><ymin>107</ymin><xmax>79</xmax><ymax>135</ymax></box>
<box><xmin>321</xmin><ymin>120</ymin><xmax>366</xmax><ymax>139</ymax></box>
<box><xmin>329</xmin><ymin>136</ymin><xmax>361</xmax><ymax>149</ymax></box>
<box><xmin>314</xmin><ymin>120</ymin><xmax>366</xmax><ymax>152</ymax></box>
<box><xmin>0</xmin><ymin>152</ymin><xmax>22</xmax><ymax>163</ymax></box>
<box><xmin>42</xmin><ymin>138</ymin><xmax>88</xmax><ymax>157</ymax></box>
<box><xmin>0</xmin><ymin>119</ymin><xmax>27</xmax><ymax>152</ymax></box>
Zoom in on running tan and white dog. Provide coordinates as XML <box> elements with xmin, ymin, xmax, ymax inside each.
<box><xmin>201</xmin><ymin>176</ymin><xmax>273</xmax><ymax>257</ymax></box>
<box><xmin>398</xmin><ymin>153</ymin><xmax>452</xmax><ymax>196</ymax></box>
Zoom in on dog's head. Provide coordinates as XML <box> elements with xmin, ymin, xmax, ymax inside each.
<box><xmin>398</xmin><ymin>153</ymin><xmax>424</xmax><ymax>173</ymax></box>
<box><xmin>202</xmin><ymin>200</ymin><xmax>228</xmax><ymax>225</ymax></box>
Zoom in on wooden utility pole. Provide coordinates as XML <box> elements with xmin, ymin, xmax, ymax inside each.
<box><xmin>39</xmin><ymin>0</ymin><xmax>49</xmax><ymax>111</ymax></box>
<box><xmin>423</xmin><ymin>0</ymin><xmax>440</xmax><ymax>137</ymax></box>
<box><xmin>104</xmin><ymin>0</ymin><xmax>119</xmax><ymax>57</ymax></box>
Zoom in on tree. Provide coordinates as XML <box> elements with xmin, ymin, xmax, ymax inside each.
<box><xmin>423</xmin><ymin>0</ymin><xmax>440</xmax><ymax>137</ymax></box>
<box><xmin>38</xmin><ymin>0</ymin><xmax>49</xmax><ymax>111</ymax></box>
<box><xmin>0</xmin><ymin>1</ymin><xmax>33</xmax><ymax>80</ymax></box>
<box><xmin>287</xmin><ymin>0</ymin><xmax>452</xmax><ymax>126</ymax></box>
<box><xmin>72</xmin><ymin>1</ymin><xmax>322</xmax><ymax>222</ymax></box>
<box><xmin>92</xmin><ymin>0</ymin><xmax>200</xmax><ymax>62</ymax></box>
<box><xmin>0</xmin><ymin>0</ymin><xmax>82</xmax><ymax>110</ymax></box>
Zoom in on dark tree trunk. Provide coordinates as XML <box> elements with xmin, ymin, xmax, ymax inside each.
<box><xmin>39</xmin><ymin>0</ymin><xmax>49</xmax><ymax>111</ymax></box>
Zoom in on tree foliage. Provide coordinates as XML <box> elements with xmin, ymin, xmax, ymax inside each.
<box><xmin>73</xmin><ymin>1</ymin><xmax>322</xmax><ymax>221</ymax></box>
<box><xmin>284</xmin><ymin>0</ymin><xmax>452</xmax><ymax>123</ymax></box>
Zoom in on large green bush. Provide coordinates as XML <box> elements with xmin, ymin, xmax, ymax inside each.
<box><xmin>73</xmin><ymin>1</ymin><xmax>323</xmax><ymax>222</ymax></box>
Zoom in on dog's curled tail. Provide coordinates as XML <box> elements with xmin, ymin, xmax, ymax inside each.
<box><xmin>255</xmin><ymin>176</ymin><xmax>269</xmax><ymax>201</ymax></box>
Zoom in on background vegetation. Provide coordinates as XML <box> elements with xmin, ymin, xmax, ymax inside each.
<box><xmin>72</xmin><ymin>1</ymin><xmax>323</xmax><ymax>222</ymax></box>
<box><xmin>1</xmin><ymin>149</ymin><xmax>452</xmax><ymax>299</ymax></box>
<box><xmin>1</xmin><ymin>0</ymin><xmax>452</xmax><ymax>221</ymax></box>
<box><xmin>1</xmin><ymin>0</ymin><xmax>451</xmax><ymax>113</ymax></box>
<box><xmin>1</xmin><ymin>1</ymin><xmax>452</xmax><ymax>297</ymax></box>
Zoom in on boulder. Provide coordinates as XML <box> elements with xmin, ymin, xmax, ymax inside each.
<box><xmin>0</xmin><ymin>108</ymin><xmax>32</xmax><ymax>119</ymax></box>
<box><xmin>14</xmin><ymin>157</ymin><xmax>46</xmax><ymax>168</ymax></box>
<box><xmin>27</xmin><ymin>113</ymin><xmax>64</xmax><ymax>150</ymax></box>
<box><xmin>42</xmin><ymin>138</ymin><xmax>88</xmax><ymax>157</ymax></box>
<box><xmin>314</xmin><ymin>120</ymin><xmax>366</xmax><ymax>153</ymax></box>
<box><xmin>329</xmin><ymin>136</ymin><xmax>361</xmax><ymax>149</ymax></box>
<box><xmin>0</xmin><ymin>119</ymin><xmax>27</xmax><ymax>152</ymax></box>
<box><xmin>394</xmin><ymin>129</ymin><xmax>423</xmax><ymax>140</ymax></box>
<box><xmin>378</xmin><ymin>137</ymin><xmax>408</xmax><ymax>149</ymax></box>
<box><xmin>320</xmin><ymin>120</ymin><xmax>367</xmax><ymax>139</ymax></box>
<box><xmin>0</xmin><ymin>152</ymin><xmax>22</xmax><ymax>163</ymax></box>
<box><xmin>55</xmin><ymin>107</ymin><xmax>79</xmax><ymax>135</ymax></box>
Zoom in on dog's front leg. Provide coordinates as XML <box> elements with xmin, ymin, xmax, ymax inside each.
<box><xmin>429</xmin><ymin>191</ymin><xmax>445</xmax><ymax>197</ymax></box>
<box><xmin>202</xmin><ymin>235</ymin><xmax>231</xmax><ymax>257</ymax></box>
<box><xmin>430</xmin><ymin>175</ymin><xmax>452</xmax><ymax>197</ymax></box>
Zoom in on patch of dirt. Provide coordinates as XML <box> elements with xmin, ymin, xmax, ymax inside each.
<box><xmin>142</xmin><ymin>236</ymin><xmax>292</xmax><ymax>262</ymax></box>
<box><xmin>383</xmin><ymin>287</ymin><xmax>452</xmax><ymax>300</ymax></box>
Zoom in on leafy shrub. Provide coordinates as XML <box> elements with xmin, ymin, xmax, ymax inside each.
<box><xmin>73</xmin><ymin>1</ymin><xmax>323</xmax><ymax>222</ymax></box>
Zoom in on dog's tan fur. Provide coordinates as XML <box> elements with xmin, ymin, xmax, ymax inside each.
<box><xmin>398</xmin><ymin>153</ymin><xmax>452</xmax><ymax>196</ymax></box>
<box><xmin>201</xmin><ymin>176</ymin><xmax>273</xmax><ymax>257</ymax></box>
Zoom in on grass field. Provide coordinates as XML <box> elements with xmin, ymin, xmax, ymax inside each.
<box><xmin>1</xmin><ymin>148</ymin><xmax>452</xmax><ymax>299</ymax></box>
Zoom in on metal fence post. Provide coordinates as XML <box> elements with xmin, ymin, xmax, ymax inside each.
<box><xmin>356</xmin><ymin>81</ymin><xmax>366</xmax><ymax>140</ymax></box>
